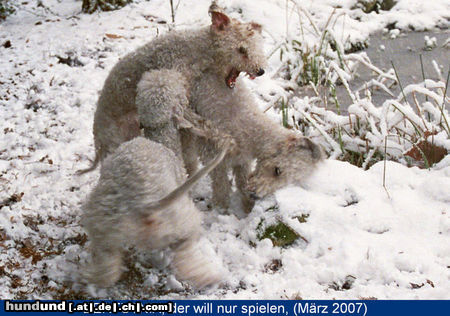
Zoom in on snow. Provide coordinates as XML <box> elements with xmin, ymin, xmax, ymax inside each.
<box><xmin>0</xmin><ymin>0</ymin><xmax>449</xmax><ymax>299</ymax></box>
<box><xmin>424</xmin><ymin>35</ymin><xmax>437</xmax><ymax>50</ymax></box>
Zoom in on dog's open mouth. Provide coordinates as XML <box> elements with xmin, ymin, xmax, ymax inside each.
<box><xmin>226</xmin><ymin>68</ymin><xmax>240</xmax><ymax>89</ymax></box>
<box><xmin>226</xmin><ymin>68</ymin><xmax>257</xmax><ymax>89</ymax></box>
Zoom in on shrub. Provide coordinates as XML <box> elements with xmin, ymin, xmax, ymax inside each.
<box><xmin>271</xmin><ymin>6</ymin><xmax>449</xmax><ymax>169</ymax></box>
<box><xmin>82</xmin><ymin>0</ymin><xmax>132</xmax><ymax>14</ymax></box>
<box><xmin>0</xmin><ymin>0</ymin><xmax>15</xmax><ymax>21</ymax></box>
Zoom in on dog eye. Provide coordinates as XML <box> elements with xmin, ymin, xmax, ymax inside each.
<box><xmin>274</xmin><ymin>167</ymin><xmax>281</xmax><ymax>176</ymax></box>
<box><xmin>238</xmin><ymin>46</ymin><xmax>248</xmax><ymax>55</ymax></box>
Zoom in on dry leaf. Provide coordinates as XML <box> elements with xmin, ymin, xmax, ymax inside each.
<box><xmin>105</xmin><ymin>33</ymin><xmax>123</xmax><ymax>39</ymax></box>
<box><xmin>405</xmin><ymin>140</ymin><xmax>447</xmax><ymax>167</ymax></box>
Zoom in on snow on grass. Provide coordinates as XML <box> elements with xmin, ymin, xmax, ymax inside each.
<box><xmin>0</xmin><ymin>0</ymin><xmax>449</xmax><ymax>299</ymax></box>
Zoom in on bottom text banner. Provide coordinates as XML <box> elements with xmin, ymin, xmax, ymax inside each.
<box><xmin>1</xmin><ymin>300</ymin><xmax>449</xmax><ymax>316</ymax></box>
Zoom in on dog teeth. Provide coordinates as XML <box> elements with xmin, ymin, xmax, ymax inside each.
<box><xmin>245</xmin><ymin>73</ymin><xmax>256</xmax><ymax>80</ymax></box>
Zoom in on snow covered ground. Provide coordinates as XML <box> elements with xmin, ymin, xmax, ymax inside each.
<box><xmin>0</xmin><ymin>0</ymin><xmax>449</xmax><ymax>299</ymax></box>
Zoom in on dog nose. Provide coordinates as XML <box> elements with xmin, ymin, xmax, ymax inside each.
<box><xmin>256</xmin><ymin>68</ymin><xmax>265</xmax><ymax>76</ymax></box>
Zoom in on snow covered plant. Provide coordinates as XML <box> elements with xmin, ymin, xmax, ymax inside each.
<box><xmin>272</xmin><ymin>6</ymin><xmax>449</xmax><ymax>169</ymax></box>
<box><xmin>0</xmin><ymin>0</ymin><xmax>15</xmax><ymax>20</ymax></box>
<box><xmin>293</xmin><ymin>77</ymin><xmax>449</xmax><ymax>169</ymax></box>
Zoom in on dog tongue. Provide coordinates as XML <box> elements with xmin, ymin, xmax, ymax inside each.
<box><xmin>226</xmin><ymin>68</ymin><xmax>240</xmax><ymax>89</ymax></box>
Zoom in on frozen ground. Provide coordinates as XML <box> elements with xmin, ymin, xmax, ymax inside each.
<box><xmin>0</xmin><ymin>0</ymin><xmax>449</xmax><ymax>299</ymax></box>
<box><xmin>335</xmin><ymin>29</ymin><xmax>450</xmax><ymax>108</ymax></box>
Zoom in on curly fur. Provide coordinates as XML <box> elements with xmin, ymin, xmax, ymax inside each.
<box><xmin>82</xmin><ymin>2</ymin><xmax>266</xmax><ymax>173</ymax></box>
<box><xmin>82</xmin><ymin>137</ymin><xmax>231</xmax><ymax>288</ymax></box>
<box><xmin>189</xmin><ymin>72</ymin><xmax>324</xmax><ymax>212</ymax></box>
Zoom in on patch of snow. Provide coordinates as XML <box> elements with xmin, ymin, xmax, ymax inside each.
<box><xmin>424</xmin><ymin>35</ymin><xmax>437</xmax><ymax>50</ymax></box>
<box><xmin>0</xmin><ymin>0</ymin><xmax>449</xmax><ymax>300</ymax></box>
<box><xmin>390</xmin><ymin>29</ymin><xmax>400</xmax><ymax>39</ymax></box>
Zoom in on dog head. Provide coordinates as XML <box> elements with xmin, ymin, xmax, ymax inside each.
<box><xmin>246</xmin><ymin>135</ymin><xmax>323</xmax><ymax>199</ymax></box>
<box><xmin>209</xmin><ymin>3</ymin><xmax>267</xmax><ymax>89</ymax></box>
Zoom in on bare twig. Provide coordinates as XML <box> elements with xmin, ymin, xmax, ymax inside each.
<box><xmin>439</xmin><ymin>66</ymin><xmax>450</xmax><ymax>134</ymax></box>
<box><xmin>169</xmin><ymin>0</ymin><xmax>175</xmax><ymax>23</ymax></box>
<box><xmin>383</xmin><ymin>136</ymin><xmax>390</xmax><ymax>199</ymax></box>
<box><xmin>419</xmin><ymin>54</ymin><xmax>428</xmax><ymax>103</ymax></box>
<box><xmin>391</xmin><ymin>61</ymin><xmax>407</xmax><ymax>103</ymax></box>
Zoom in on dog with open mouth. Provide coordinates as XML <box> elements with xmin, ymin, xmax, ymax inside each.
<box><xmin>81</xmin><ymin>1</ymin><xmax>267</xmax><ymax>174</ymax></box>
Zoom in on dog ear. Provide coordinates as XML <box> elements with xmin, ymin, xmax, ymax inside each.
<box><xmin>289</xmin><ymin>136</ymin><xmax>323</xmax><ymax>160</ymax></box>
<box><xmin>209</xmin><ymin>3</ymin><xmax>230</xmax><ymax>31</ymax></box>
<box><xmin>250</xmin><ymin>22</ymin><xmax>262</xmax><ymax>33</ymax></box>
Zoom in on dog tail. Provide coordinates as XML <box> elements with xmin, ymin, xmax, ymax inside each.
<box><xmin>145</xmin><ymin>139</ymin><xmax>231</xmax><ymax>210</ymax></box>
<box><xmin>76</xmin><ymin>151</ymin><xmax>101</xmax><ymax>175</ymax></box>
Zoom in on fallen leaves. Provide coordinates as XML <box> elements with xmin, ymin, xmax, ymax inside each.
<box><xmin>105</xmin><ymin>33</ymin><xmax>123</xmax><ymax>39</ymax></box>
<box><xmin>405</xmin><ymin>139</ymin><xmax>447</xmax><ymax>168</ymax></box>
<box><xmin>0</xmin><ymin>192</ymin><xmax>24</xmax><ymax>210</ymax></box>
